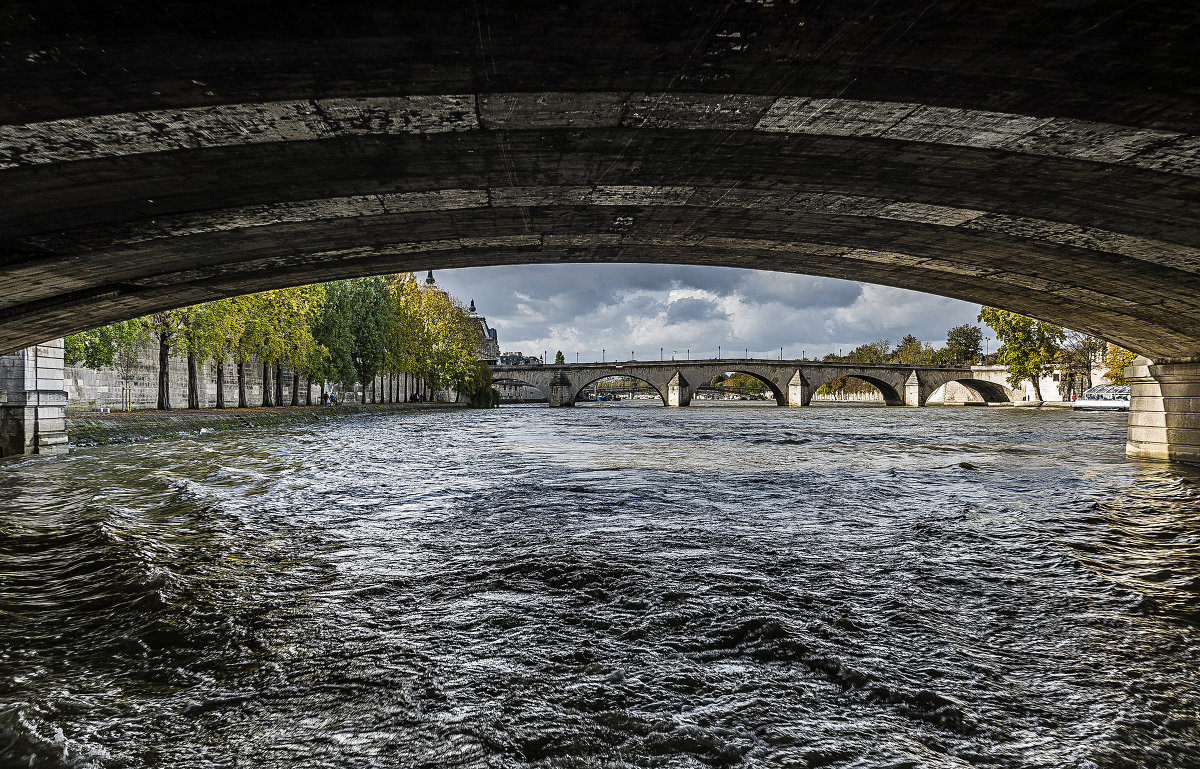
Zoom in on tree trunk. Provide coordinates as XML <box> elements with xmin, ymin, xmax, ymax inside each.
<box><xmin>305</xmin><ymin>378</ymin><xmax>312</xmax><ymax>406</ymax></box>
<box><xmin>1031</xmin><ymin>376</ymin><xmax>1044</xmax><ymax>401</ymax></box>
<box><xmin>361</xmin><ymin>382</ymin><xmax>367</xmax><ymax>404</ymax></box>
<box><xmin>275</xmin><ymin>364</ymin><xmax>284</xmax><ymax>406</ymax></box>
<box><xmin>291</xmin><ymin>372</ymin><xmax>300</xmax><ymax>406</ymax></box>
<box><xmin>157</xmin><ymin>332</ymin><xmax>171</xmax><ymax>410</ymax></box>
<box><xmin>187</xmin><ymin>352</ymin><xmax>200</xmax><ymax>409</ymax></box>
<box><xmin>216</xmin><ymin>361</ymin><xmax>226</xmax><ymax>409</ymax></box>
<box><xmin>237</xmin><ymin>362</ymin><xmax>247</xmax><ymax>407</ymax></box>
<box><xmin>262</xmin><ymin>362</ymin><xmax>272</xmax><ymax>406</ymax></box>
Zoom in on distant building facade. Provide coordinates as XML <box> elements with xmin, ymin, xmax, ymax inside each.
<box><xmin>468</xmin><ymin>300</ymin><xmax>501</xmax><ymax>364</ymax></box>
<box><xmin>498</xmin><ymin>351</ymin><xmax>543</xmax><ymax>366</ymax></box>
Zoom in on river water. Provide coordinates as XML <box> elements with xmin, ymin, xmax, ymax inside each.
<box><xmin>1</xmin><ymin>403</ymin><xmax>1198</xmax><ymax>768</ymax></box>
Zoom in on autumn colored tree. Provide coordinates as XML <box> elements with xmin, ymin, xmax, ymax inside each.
<box><xmin>1104</xmin><ymin>344</ymin><xmax>1140</xmax><ymax>385</ymax></box>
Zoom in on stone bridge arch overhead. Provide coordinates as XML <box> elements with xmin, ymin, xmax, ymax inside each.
<box><xmin>2</xmin><ymin>2</ymin><xmax>1200</xmax><ymax>358</ymax></box>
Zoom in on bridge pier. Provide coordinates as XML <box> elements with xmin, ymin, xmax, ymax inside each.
<box><xmin>0</xmin><ymin>340</ymin><xmax>69</xmax><ymax>457</ymax></box>
<box><xmin>667</xmin><ymin>372</ymin><xmax>692</xmax><ymax>407</ymax></box>
<box><xmin>547</xmin><ymin>371</ymin><xmax>575</xmax><ymax>407</ymax></box>
<box><xmin>787</xmin><ymin>370</ymin><xmax>811</xmax><ymax>406</ymax></box>
<box><xmin>1126</xmin><ymin>358</ymin><xmax>1200</xmax><ymax>465</ymax></box>
<box><xmin>904</xmin><ymin>371</ymin><xmax>934</xmax><ymax>407</ymax></box>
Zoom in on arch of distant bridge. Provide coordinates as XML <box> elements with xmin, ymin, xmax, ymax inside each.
<box><xmin>490</xmin><ymin>361</ymin><xmax>1018</xmax><ymax>407</ymax></box>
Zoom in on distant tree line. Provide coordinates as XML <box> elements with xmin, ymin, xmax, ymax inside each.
<box><xmin>815</xmin><ymin>315</ymin><xmax>1138</xmax><ymax>399</ymax></box>
<box><xmin>64</xmin><ymin>274</ymin><xmax>498</xmax><ymax>410</ymax></box>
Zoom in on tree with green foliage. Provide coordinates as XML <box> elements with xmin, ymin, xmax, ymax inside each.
<box><xmin>312</xmin><ymin>280</ymin><xmax>360</xmax><ymax>393</ymax></box>
<box><xmin>238</xmin><ymin>285</ymin><xmax>326</xmax><ymax>406</ymax></box>
<box><xmin>145</xmin><ymin>310</ymin><xmax>187</xmax><ymax>410</ymax></box>
<box><xmin>388</xmin><ymin>273</ymin><xmax>485</xmax><ymax>401</ymax></box>
<box><xmin>816</xmin><ymin>340</ymin><xmax>889</xmax><ymax>398</ymax></box>
<box><xmin>64</xmin><ymin>319</ymin><xmax>143</xmax><ymax>370</ymax></box>
<box><xmin>347</xmin><ymin>277</ymin><xmax>389</xmax><ymax>403</ymax></box>
<box><xmin>199</xmin><ymin>298</ymin><xmax>247</xmax><ymax>409</ymax></box>
<box><xmin>941</xmin><ymin>324</ymin><xmax>983</xmax><ymax>365</ymax></box>
<box><xmin>554</xmin><ymin>350</ymin><xmax>565</xmax><ymax>364</ymax></box>
<box><xmin>978</xmin><ymin>307</ymin><xmax>1064</xmax><ymax>400</ymax></box>
<box><xmin>889</xmin><ymin>334</ymin><xmax>936</xmax><ymax>365</ymax></box>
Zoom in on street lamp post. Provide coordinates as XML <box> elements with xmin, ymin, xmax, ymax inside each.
<box><xmin>718</xmin><ymin>345</ymin><xmax>721</xmax><ymax>359</ymax></box>
<box><xmin>602</xmin><ymin>349</ymin><xmax>605</xmax><ymax>362</ymax></box>
<box><xmin>660</xmin><ymin>347</ymin><xmax>663</xmax><ymax>361</ymax></box>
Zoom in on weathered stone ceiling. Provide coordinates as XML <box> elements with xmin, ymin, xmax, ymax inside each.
<box><xmin>1</xmin><ymin>1</ymin><xmax>1198</xmax><ymax>356</ymax></box>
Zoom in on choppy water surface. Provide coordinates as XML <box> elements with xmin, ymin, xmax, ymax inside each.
<box><xmin>2</xmin><ymin>404</ymin><xmax>1199</xmax><ymax>768</ymax></box>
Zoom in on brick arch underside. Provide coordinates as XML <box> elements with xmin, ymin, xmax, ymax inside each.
<box><xmin>3</xmin><ymin>3</ymin><xmax>1199</xmax><ymax>358</ymax></box>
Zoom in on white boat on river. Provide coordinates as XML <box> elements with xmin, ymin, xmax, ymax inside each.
<box><xmin>1072</xmin><ymin>384</ymin><xmax>1131</xmax><ymax>411</ymax></box>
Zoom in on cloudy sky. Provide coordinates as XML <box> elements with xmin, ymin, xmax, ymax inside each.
<box><xmin>432</xmin><ymin>264</ymin><xmax>983</xmax><ymax>363</ymax></box>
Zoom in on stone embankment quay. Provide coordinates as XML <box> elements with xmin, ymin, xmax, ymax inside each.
<box><xmin>66</xmin><ymin>403</ymin><xmax>460</xmax><ymax>448</ymax></box>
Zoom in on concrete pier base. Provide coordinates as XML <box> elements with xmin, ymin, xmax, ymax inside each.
<box><xmin>547</xmin><ymin>372</ymin><xmax>575</xmax><ymax>407</ymax></box>
<box><xmin>1126</xmin><ymin>357</ymin><xmax>1200</xmax><ymax>465</ymax></box>
<box><xmin>0</xmin><ymin>339</ymin><xmax>70</xmax><ymax>457</ymax></box>
<box><xmin>904</xmin><ymin>371</ymin><xmax>932</xmax><ymax>407</ymax></box>
<box><xmin>667</xmin><ymin>372</ymin><xmax>692</xmax><ymax>407</ymax></box>
<box><xmin>787</xmin><ymin>370</ymin><xmax>811</xmax><ymax>406</ymax></box>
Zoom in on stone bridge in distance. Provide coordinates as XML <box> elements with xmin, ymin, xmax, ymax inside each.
<box><xmin>491</xmin><ymin>360</ymin><xmax>1014</xmax><ymax>408</ymax></box>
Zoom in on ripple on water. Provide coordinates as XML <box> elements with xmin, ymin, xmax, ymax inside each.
<box><xmin>1</xmin><ymin>406</ymin><xmax>1197</xmax><ymax>767</ymax></box>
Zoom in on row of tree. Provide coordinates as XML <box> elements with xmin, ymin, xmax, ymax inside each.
<box><xmin>817</xmin><ymin>314</ymin><xmax>1138</xmax><ymax>399</ymax></box>
<box><xmin>65</xmin><ymin>274</ymin><xmax>497</xmax><ymax>410</ymax></box>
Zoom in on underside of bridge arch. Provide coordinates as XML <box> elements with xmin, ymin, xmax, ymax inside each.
<box><xmin>930</xmin><ymin>379</ymin><xmax>1016</xmax><ymax>404</ymax></box>
<box><xmin>958</xmin><ymin>379</ymin><xmax>1014</xmax><ymax>404</ymax></box>
<box><xmin>491</xmin><ymin>377</ymin><xmax>548</xmax><ymax>402</ymax></box>
<box><xmin>574</xmin><ymin>375</ymin><xmax>666</xmax><ymax>407</ymax></box>
<box><xmin>818</xmin><ymin>375</ymin><xmax>905</xmax><ymax>407</ymax></box>
<box><xmin>704</xmin><ymin>371</ymin><xmax>787</xmax><ymax>407</ymax></box>
<box><xmin>1</xmin><ymin>1</ymin><xmax>1199</xmax><ymax>361</ymax></box>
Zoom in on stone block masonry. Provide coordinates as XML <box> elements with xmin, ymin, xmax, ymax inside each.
<box><xmin>0</xmin><ymin>339</ymin><xmax>69</xmax><ymax>456</ymax></box>
<box><xmin>64</xmin><ymin>336</ymin><xmax>441</xmax><ymax>413</ymax></box>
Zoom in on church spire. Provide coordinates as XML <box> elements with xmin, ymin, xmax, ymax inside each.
<box><xmin>425</xmin><ymin>270</ymin><xmax>435</xmax><ymax>285</ymax></box>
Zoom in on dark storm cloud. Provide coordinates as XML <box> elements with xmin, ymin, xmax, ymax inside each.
<box><xmin>665</xmin><ymin>296</ymin><xmax>729</xmax><ymax>324</ymax></box>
